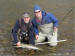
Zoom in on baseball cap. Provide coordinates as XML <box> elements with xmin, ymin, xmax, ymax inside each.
<box><xmin>33</xmin><ymin>5</ymin><xmax>41</xmax><ymax>12</ymax></box>
<box><xmin>22</xmin><ymin>13</ymin><xmax>30</xmax><ymax>18</ymax></box>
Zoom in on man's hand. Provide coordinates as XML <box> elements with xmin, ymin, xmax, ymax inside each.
<box><xmin>16</xmin><ymin>42</ymin><xmax>21</xmax><ymax>46</ymax></box>
<box><xmin>35</xmin><ymin>35</ymin><xmax>39</xmax><ymax>40</ymax></box>
<box><xmin>54</xmin><ymin>27</ymin><xmax>58</xmax><ymax>32</ymax></box>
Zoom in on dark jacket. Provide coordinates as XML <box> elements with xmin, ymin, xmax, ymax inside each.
<box><xmin>12</xmin><ymin>18</ymin><xmax>35</xmax><ymax>43</ymax></box>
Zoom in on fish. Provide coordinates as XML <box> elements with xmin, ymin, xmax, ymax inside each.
<box><xmin>35</xmin><ymin>40</ymin><xmax>67</xmax><ymax>45</ymax></box>
<box><xmin>13</xmin><ymin>44</ymin><xmax>42</xmax><ymax>50</ymax></box>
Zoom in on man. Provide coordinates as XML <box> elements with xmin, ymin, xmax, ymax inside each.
<box><xmin>12</xmin><ymin>13</ymin><xmax>35</xmax><ymax>46</ymax></box>
<box><xmin>32</xmin><ymin>5</ymin><xmax>58</xmax><ymax>46</ymax></box>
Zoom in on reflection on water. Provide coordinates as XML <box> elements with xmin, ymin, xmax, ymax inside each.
<box><xmin>0</xmin><ymin>0</ymin><xmax>74</xmax><ymax>56</ymax></box>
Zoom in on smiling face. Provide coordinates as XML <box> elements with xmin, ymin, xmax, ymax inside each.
<box><xmin>34</xmin><ymin>11</ymin><xmax>42</xmax><ymax>20</ymax></box>
<box><xmin>24</xmin><ymin>17</ymin><xmax>30</xmax><ymax>23</ymax></box>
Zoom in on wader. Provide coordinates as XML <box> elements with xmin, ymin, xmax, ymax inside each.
<box><xmin>35</xmin><ymin>23</ymin><xmax>58</xmax><ymax>46</ymax></box>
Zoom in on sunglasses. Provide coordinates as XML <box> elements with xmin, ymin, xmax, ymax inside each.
<box><xmin>34</xmin><ymin>11</ymin><xmax>41</xmax><ymax>13</ymax></box>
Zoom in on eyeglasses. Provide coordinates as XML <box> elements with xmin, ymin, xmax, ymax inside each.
<box><xmin>34</xmin><ymin>11</ymin><xmax>41</xmax><ymax>13</ymax></box>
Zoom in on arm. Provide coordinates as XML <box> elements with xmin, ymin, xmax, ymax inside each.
<box><xmin>32</xmin><ymin>19</ymin><xmax>39</xmax><ymax>35</ymax></box>
<box><xmin>49</xmin><ymin>13</ymin><xmax>58</xmax><ymax>27</ymax></box>
<box><xmin>32</xmin><ymin>19</ymin><xmax>39</xmax><ymax>40</ymax></box>
<box><xmin>49</xmin><ymin>13</ymin><xmax>58</xmax><ymax>32</ymax></box>
<box><xmin>12</xmin><ymin>20</ymin><xmax>20</xmax><ymax>43</ymax></box>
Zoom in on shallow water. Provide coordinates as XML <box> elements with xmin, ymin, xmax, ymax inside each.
<box><xmin>0</xmin><ymin>0</ymin><xmax>75</xmax><ymax>56</ymax></box>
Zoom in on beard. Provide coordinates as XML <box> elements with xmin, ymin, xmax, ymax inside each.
<box><xmin>25</xmin><ymin>21</ymin><xmax>29</xmax><ymax>23</ymax></box>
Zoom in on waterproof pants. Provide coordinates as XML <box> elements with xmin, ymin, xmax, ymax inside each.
<box><xmin>35</xmin><ymin>23</ymin><xmax>58</xmax><ymax>46</ymax></box>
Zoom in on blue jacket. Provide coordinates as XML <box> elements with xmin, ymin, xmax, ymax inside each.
<box><xmin>12</xmin><ymin>19</ymin><xmax>34</xmax><ymax>43</ymax></box>
<box><xmin>32</xmin><ymin>11</ymin><xmax>58</xmax><ymax>35</ymax></box>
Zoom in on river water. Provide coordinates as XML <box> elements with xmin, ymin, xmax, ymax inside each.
<box><xmin>0</xmin><ymin>0</ymin><xmax>75</xmax><ymax>56</ymax></box>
